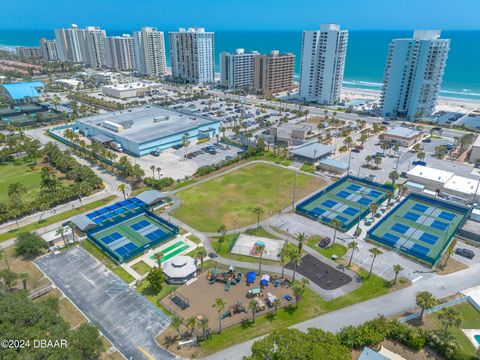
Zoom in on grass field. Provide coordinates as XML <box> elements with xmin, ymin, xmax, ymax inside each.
<box><xmin>421</xmin><ymin>302</ymin><xmax>480</xmax><ymax>357</ymax></box>
<box><xmin>0</xmin><ymin>195</ymin><xmax>117</xmax><ymax>243</ymax></box>
<box><xmin>131</xmin><ymin>261</ymin><xmax>151</xmax><ymax>276</ymax></box>
<box><xmin>171</xmin><ymin>162</ymin><xmax>327</xmax><ymax>232</ymax></box>
<box><xmin>307</xmin><ymin>235</ymin><xmax>348</xmax><ymax>259</ymax></box>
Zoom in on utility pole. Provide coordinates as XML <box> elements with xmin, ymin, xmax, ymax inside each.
<box><xmin>292</xmin><ymin>171</ymin><xmax>297</xmax><ymax>211</ymax></box>
<box><xmin>347</xmin><ymin>150</ymin><xmax>353</xmax><ymax>175</ymax></box>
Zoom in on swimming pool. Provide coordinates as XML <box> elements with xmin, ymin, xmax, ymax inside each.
<box><xmin>474</xmin><ymin>334</ymin><xmax>480</xmax><ymax>345</ymax></box>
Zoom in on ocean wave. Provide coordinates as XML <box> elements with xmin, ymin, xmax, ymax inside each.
<box><xmin>343</xmin><ymin>80</ymin><xmax>383</xmax><ymax>87</ymax></box>
<box><xmin>439</xmin><ymin>89</ymin><xmax>480</xmax><ymax>97</ymax></box>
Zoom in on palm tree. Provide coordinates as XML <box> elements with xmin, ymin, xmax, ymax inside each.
<box><xmin>248</xmin><ymin>300</ymin><xmax>260</xmax><ymax>323</ymax></box>
<box><xmin>252</xmin><ymin>206</ymin><xmax>264</xmax><ymax>228</ymax></box>
<box><xmin>117</xmin><ymin>184</ymin><xmax>127</xmax><ymax>200</ymax></box>
<box><xmin>374</xmin><ymin>155</ymin><xmax>382</xmax><ymax>169</ymax></box>
<box><xmin>386</xmin><ymin>191</ymin><xmax>394</xmax><ymax>207</ymax></box>
<box><xmin>186</xmin><ymin>316</ymin><xmax>197</xmax><ymax>337</ymax></box>
<box><xmin>392</xmin><ymin>264</ymin><xmax>404</xmax><ymax>285</ymax></box>
<box><xmin>416</xmin><ymin>291</ymin><xmax>437</xmax><ymax>320</ymax></box>
<box><xmin>365</xmin><ymin>155</ymin><xmax>372</xmax><ymax>167</ymax></box>
<box><xmin>389</xmin><ymin>171</ymin><xmax>399</xmax><ymax>186</ymax></box>
<box><xmin>150</xmin><ymin>165</ymin><xmax>156</xmax><ymax>180</ymax></box>
<box><xmin>272</xmin><ymin>298</ymin><xmax>280</xmax><ymax>316</ymax></box>
<box><xmin>288</xmin><ymin>248</ymin><xmax>302</xmax><ymax>282</ymax></box>
<box><xmin>443</xmin><ymin>239</ymin><xmax>457</xmax><ymax>268</ymax></box>
<box><xmin>153</xmin><ymin>252</ymin><xmax>163</xmax><ymax>268</ymax></box>
<box><xmin>368</xmin><ymin>247</ymin><xmax>383</xmax><ymax>278</ymax></box>
<box><xmin>171</xmin><ymin>315</ymin><xmax>183</xmax><ymax>337</ymax></box>
<box><xmin>256</xmin><ymin>243</ymin><xmax>265</xmax><ymax>274</ymax></box>
<box><xmin>156</xmin><ymin>167</ymin><xmax>162</xmax><ymax>179</ymax></box>
<box><xmin>295</xmin><ymin>232</ymin><xmax>307</xmax><ymax>254</ymax></box>
<box><xmin>347</xmin><ymin>241</ymin><xmax>359</xmax><ymax>267</ymax></box>
<box><xmin>8</xmin><ymin>182</ymin><xmax>26</xmax><ymax>204</ymax></box>
<box><xmin>417</xmin><ymin>151</ymin><xmax>426</xmax><ymax>162</ymax></box>
<box><xmin>331</xmin><ymin>219</ymin><xmax>342</xmax><ymax>245</ymax></box>
<box><xmin>438</xmin><ymin>307</ymin><xmax>462</xmax><ymax>336</ymax></box>
<box><xmin>212</xmin><ymin>297</ymin><xmax>226</xmax><ymax>333</ymax></box>
<box><xmin>217</xmin><ymin>224</ymin><xmax>226</xmax><ymax>251</ymax></box>
<box><xmin>198</xmin><ymin>317</ymin><xmax>209</xmax><ymax>339</ymax></box>
<box><xmin>0</xmin><ymin>249</ymin><xmax>10</xmax><ymax>271</ymax></box>
<box><xmin>196</xmin><ymin>247</ymin><xmax>207</xmax><ymax>271</ymax></box>
<box><xmin>370</xmin><ymin>203</ymin><xmax>379</xmax><ymax>219</ymax></box>
<box><xmin>56</xmin><ymin>227</ymin><xmax>67</xmax><ymax>247</ymax></box>
<box><xmin>279</xmin><ymin>243</ymin><xmax>291</xmax><ymax>279</ymax></box>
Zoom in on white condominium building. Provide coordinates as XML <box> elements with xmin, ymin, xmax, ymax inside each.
<box><xmin>299</xmin><ymin>24</ymin><xmax>348</xmax><ymax>105</ymax></box>
<box><xmin>105</xmin><ymin>34</ymin><xmax>136</xmax><ymax>71</ymax></box>
<box><xmin>55</xmin><ymin>24</ymin><xmax>87</xmax><ymax>63</ymax></box>
<box><xmin>133</xmin><ymin>27</ymin><xmax>167</xmax><ymax>77</ymax></box>
<box><xmin>39</xmin><ymin>38</ymin><xmax>58</xmax><ymax>61</ymax></box>
<box><xmin>381</xmin><ymin>30</ymin><xmax>450</xmax><ymax>121</ymax></box>
<box><xmin>169</xmin><ymin>27</ymin><xmax>215</xmax><ymax>84</ymax></box>
<box><xmin>84</xmin><ymin>26</ymin><xmax>107</xmax><ymax>68</ymax></box>
<box><xmin>220</xmin><ymin>49</ymin><xmax>259</xmax><ymax>89</ymax></box>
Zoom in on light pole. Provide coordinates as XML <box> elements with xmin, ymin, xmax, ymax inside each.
<box><xmin>347</xmin><ymin>150</ymin><xmax>353</xmax><ymax>175</ymax></box>
<box><xmin>292</xmin><ymin>171</ymin><xmax>298</xmax><ymax>211</ymax></box>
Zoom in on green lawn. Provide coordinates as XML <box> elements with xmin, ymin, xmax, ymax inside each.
<box><xmin>171</xmin><ymin>162</ymin><xmax>327</xmax><ymax>232</ymax></box>
<box><xmin>80</xmin><ymin>239</ymin><xmax>135</xmax><ymax>283</ymax></box>
<box><xmin>0</xmin><ymin>195</ymin><xmax>117</xmax><ymax>243</ymax></box>
<box><xmin>136</xmin><ymin>277</ymin><xmax>179</xmax><ymax>316</ymax></box>
<box><xmin>131</xmin><ymin>261</ymin><xmax>151</xmax><ymax>276</ymax></box>
<box><xmin>307</xmin><ymin>235</ymin><xmax>347</xmax><ymax>259</ymax></box>
<box><xmin>0</xmin><ymin>161</ymin><xmax>43</xmax><ymax>202</ymax></box>
<box><xmin>423</xmin><ymin>302</ymin><xmax>480</xmax><ymax>357</ymax></box>
<box><xmin>199</xmin><ymin>268</ymin><xmax>399</xmax><ymax>355</ymax></box>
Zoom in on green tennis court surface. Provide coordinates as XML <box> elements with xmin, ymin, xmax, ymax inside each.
<box><xmin>296</xmin><ymin>175</ymin><xmax>392</xmax><ymax>231</ymax></box>
<box><xmin>149</xmin><ymin>241</ymin><xmax>191</xmax><ymax>263</ymax></box>
<box><xmin>367</xmin><ymin>193</ymin><xmax>469</xmax><ymax>265</ymax></box>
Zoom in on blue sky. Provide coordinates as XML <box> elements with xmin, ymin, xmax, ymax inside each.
<box><xmin>1</xmin><ymin>0</ymin><xmax>479</xmax><ymax>30</ymax></box>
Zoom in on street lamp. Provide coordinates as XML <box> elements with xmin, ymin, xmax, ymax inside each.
<box><xmin>347</xmin><ymin>149</ymin><xmax>353</xmax><ymax>175</ymax></box>
<box><xmin>292</xmin><ymin>171</ymin><xmax>298</xmax><ymax>211</ymax></box>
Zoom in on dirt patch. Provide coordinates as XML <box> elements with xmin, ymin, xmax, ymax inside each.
<box><xmin>435</xmin><ymin>254</ymin><xmax>468</xmax><ymax>275</ymax></box>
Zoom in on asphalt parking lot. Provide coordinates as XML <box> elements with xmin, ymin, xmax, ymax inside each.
<box><xmin>173</xmin><ymin>140</ymin><xmax>243</xmax><ymax>168</ymax></box>
<box><xmin>35</xmin><ymin>247</ymin><xmax>174</xmax><ymax>360</ymax></box>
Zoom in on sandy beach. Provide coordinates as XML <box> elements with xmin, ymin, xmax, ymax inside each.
<box><xmin>341</xmin><ymin>86</ymin><xmax>480</xmax><ymax>113</ymax></box>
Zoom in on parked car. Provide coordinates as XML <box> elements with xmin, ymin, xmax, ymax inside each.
<box><xmin>351</xmin><ymin>148</ymin><xmax>361</xmax><ymax>153</ymax></box>
<box><xmin>412</xmin><ymin>160</ymin><xmax>427</xmax><ymax>166</ymax></box>
<box><xmin>455</xmin><ymin>248</ymin><xmax>475</xmax><ymax>259</ymax></box>
<box><xmin>381</xmin><ymin>121</ymin><xmax>390</xmax><ymax>125</ymax></box>
<box><xmin>150</xmin><ymin>150</ymin><xmax>160</xmax><ymax>157</ymax></box>
<box><xmin>422</xmin><ymin>138</ymin><xmax>432</xmax><ymax>143</ymax></box>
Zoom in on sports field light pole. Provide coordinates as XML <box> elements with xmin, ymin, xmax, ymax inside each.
<box><xmin>347</xmin><ymin>149</ymin><xmax>353</xmax><ymax>175</ymax></box>
<box><xmin>292</xmin><ymin>171</ymin><xmax>298</xmax><ymax>211</ymax></box>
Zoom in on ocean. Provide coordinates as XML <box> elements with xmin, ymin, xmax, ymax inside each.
<box><xmin>1</xmin><ymin>29</ymin><xmax>479</xmax><ymax>101</ymax></box>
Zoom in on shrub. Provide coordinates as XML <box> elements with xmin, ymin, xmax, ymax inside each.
<box><xmin>15</xmin><ymin>232</ymin><xmax>48</xmax><ymax>259</ymax></box>
<box><xmin>338</xmin><ymin>316</ymin><xmax>390</xmax><ymax>349</ymax></box>
<box><xmin>143</xmin><ymin>177</ymin><xmax>175</xmax><ymax>190</ymax></box>
<box><xmin>353</xmin><ymin>227</ymin><xmax>362</xmax><ymax>237</ymax></box>
<box><xmin>387</xmin><ymin>320</ymin><xmax>427</xmax><ymax>350</ymax></box>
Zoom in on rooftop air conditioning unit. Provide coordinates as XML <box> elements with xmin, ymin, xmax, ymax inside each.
<box><xmin>153</xmin><ymin>116</ymin><xmax>169</xmax><ymax>123</ymax></box>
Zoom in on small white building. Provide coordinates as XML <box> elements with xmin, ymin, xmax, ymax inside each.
<box><xmin>407</xmin><ymin>165</ymin><xmax>453</xmax><ymax>191</ymax></box>
<box><xmin>163</xmin><ymin>256</ymin><xmax>197</xmax><ymax>284</ymax></box>
<box><xmin>384</xmin><ymin>126</ymin><xmax>423</xmax><ymax>147</ymax></box>
<box><xmin>41</xmin><ymin>226</ymin><xmax>74</xmax><ymax>249</ymax></box>
<box><xmin>102</xmin><ymin>82</ymin><xmax>161</xmax><ymax>99</ymax></box>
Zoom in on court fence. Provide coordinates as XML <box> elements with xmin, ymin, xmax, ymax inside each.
<box><xmin>296</xmin><ymin>175</ymin><xmax>393</xmax><ymax>232</ymax></box>
<box><xmin>367</xmin><ymin>193</ymin><xmax>470</xmax><ymax>266</ymax></box>
<box><xmin>86</xmin><ymin>209</ymin><xmax>179</xmax><ymax>263</ymax></box>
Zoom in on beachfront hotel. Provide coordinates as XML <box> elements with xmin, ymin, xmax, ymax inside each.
<box><xmin>133</xmin><ymin>27</ymin><xmax>167</xmax><ymax>77</ymax></box>
<box><xmin>380</xmin><ymin>30</ymin><xmax>450</xmax><ymax>121</ymax></box>
<box><xmin>299</xmin><ymin>24</ymin><xmax>349</xmax><ymax>105</ymax></box>
<box><xmin>169</xmin><ymin>27</ymin><xmax>215</xmax><ymax>84</ymax></box>
<box><xmin>220</xmin><ymin>48</ymin><xmax>259</xmax><ymax>90</ymax></box>
<box><xmin>253</xmin><ymin>50</ymin><xmax>295</xmax><ymax>97</ymax></box>
<box><xmin>39</xmin><ymin>38</ymin><xmax>59</xmax><ymax>61</ymax></box>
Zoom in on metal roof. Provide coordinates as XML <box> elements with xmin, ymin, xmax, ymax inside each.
<box><xmin>70</xmin><ymin>214</ymin><xmax>97</xmax><ymax>232</ymax></box>
<box><xmin>163</xmin><ymin>256</ymin><xmax>196</xmax><ymax>279</ymax></box>
<box><xmin>135</xmin><ymin>190</ymin><xmax>167</xmax><ymax>205</ymax></box>
<box><xmin>91</xmin><ymin>134</ymin><xmax>113</xmax><ymax>143</ymax></box>
<box><xmin>290</xmin><ymin>142</ymin><xmax>334</xmax><ymax>159</ymax></box>
<box><xmin>1</xmin><ymin>81</ymin><xmax>44</xmax><ymax>100</ymax></box>
<box><xmin>76</xmin><ymin>105</ymin><xmax>220</xmax><ymax>145</ymax></box>
<box><xmin>385</xmin><ymin>126</ymin><xmax>421</xmax><ymax>139</ymax></box>
<box><xmin>318</xmin><ymin>158</ymin><xmax>349</xmax><ymax>170</ymax></box>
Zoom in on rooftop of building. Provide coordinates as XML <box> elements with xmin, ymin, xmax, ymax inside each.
<box><xmin>443</xmin><ymin>175</ymin><xmax>480</xmax><ymax>196</ymax></box>
<box><xmin>1</xmin><ymin>81</ymin><xmax>44</xmax><ymax>100</ymax></box>
<box><xmin>163</xmin><ymin>256</ymin><xmax>196</xmax><ymax>279</ymax></box>
<box><xmin>385</xmin><ymin>126</ymin><xmax>422</xmax><ymax>139</ymax></box>
<box><xmin>472</xmin><ymin>134</ymin><xmax>480</xmax><ymax>148</ymax></box>
<box><xmin>407</xmin><ymin>165</ymin><xmax>454</xmax><ymax>184</ymax></box>
<box><xmin>102</xmin><ymin>82</ymin><xmax>161</xmax><ymax>91</ymax></box>
<box><xmin>271</xmin><ymin>122</ymin><xmax>312</xmax><ymax>132</ymax></box>
<box><xmin>76</xmin><ymin>105</ymin><xmax>220</xmax><ymax>144</ymax></box>
<box><xmin>290</xmin><ymin>141</ymin><xmax>334</xmax><ymax>159</ymax></box>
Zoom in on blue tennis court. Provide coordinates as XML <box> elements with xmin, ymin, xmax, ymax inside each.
<box><xmin>85</xmin><ymin>197</ymin><xmax>148</xmax><ymax>225</ymax></box>
<box><xmin>431</xmin><ymin>220</ymin><xmax>449</xmax><ymax>231</ymax></box>
<box><xmin>336</xmin><ymin>190</ymin><xmax>351</xmax><ymax>199</ymax></box>
<box><xmin>322</xmin><ymin>199</ymin><xmax>337</xmax><ymax>208</ymax></box>
<box><xmin>391</xmin><ymin>223</ymin><xmax>409</xmax><ymax>235</ymax></box>
<box><xmin>412</xmin><ymin>203</ymin><xmax>428</xmax><ymax>213</ymax></box>
<box><xmin>367</xmin><ymin>193</ymin><xmax>469</xmax><ymax>266</ymax></box>
<box><xmin>145</xmin><ymin>229</ymin><xmax>167</xmax><ymax>241</ymax></box>
<box><xmin>312</xmin><ymin>207</ymin><xmax>325</xmax><ymax>216</ymax></box>
<box><xmin>346</xmin><ymin>184</ymin><xmax>361</xmax><ymax>192</ymax></box>
<box><xmin>131</xmin><ymin>219</ymin><xmax>151</xmax><ymax>231</ymax></box>
<box><xmin>343</xmin><ymin>207</ymin><xmax>359</xmax><ymax>216</ymax></box>
<box><xmin>334</xmin><ymin>215</ymin><xmax>349</xmax><ymax>223</ymax></box>
<box><xmin>358</xmin><ymin>197</ymin><xmax>372</xmax><ymax>206</ymax></box>
<box><xmin>368</xmin><ymin>190</ymin><xmax>382</xmax><ymax>198</ymax></box>
<box><xmin>403</xmin><ymin>212</ymin><xmax>420</xmax><ymax>222</ymax></box>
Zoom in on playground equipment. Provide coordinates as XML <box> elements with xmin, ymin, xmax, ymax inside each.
<box><xmin>247</xmin><ymin>287</ymin><xmax>261</xmax><ymax>298</ymax></box>
<box><xmin>220</xmin><ymin>301</ymin><xmax>248</xmax><ymax>319</ymax></box>
<box><xmin>266</xmin><ymin>292</ymin><xmax>278</xmax><ymax>307</ymax></box>
<box><xmin>246</xmin><ymin>271</ymin><xmax>256</xmax><ymax>285</ymax></box>
<box><xmin>207</xmin><ymin>267</ymin><xmax>242</xmax><ymax>286</ymax></box>
<box><xmin>169</xmin><ymin>291</ymin><xmax>190</xmax><ymax>310</ymax></box>
<box><xmin>260</xmin><ymin>274</ymin><xmax>270</xmax><ymax>288</ymax></box>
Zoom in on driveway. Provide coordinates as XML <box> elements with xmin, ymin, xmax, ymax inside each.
<box><xmin>35</xmin><ymin>247</ymin><xmax>175</xmax><ymax>360</ymax></box>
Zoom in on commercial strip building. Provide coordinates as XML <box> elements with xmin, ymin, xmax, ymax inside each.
<box><xmin>133</xmin><ymin>27</ymin><xmax>167</xmax><ymax>77</ymax></box>
<box><xmin>0</xmin><ymin>81</ymin><xmax>45</xmax><ymax>103</ymax></box>
<box><xmin>39</xmin><ymin>38</ymin><xmax>58</xmax><ymax>61</ymax></box>
<box><xmin>169</xmin><ymin>27</ymin><xmax>215</xmax><ymax>84</ymax></box>
<box><xmin>75</xmin><ymin>105</ymin><xmax>221</xmax><ymax>156</ymax></box>
<box><xmin>102</xmin><ymin>82</ymin><xmax>162</xmax><ymax>99</ymax></box>
<box><xmin>299</xmin><ymin>24</ymin><xmax>348</xmax><ymax>104</ymax></box>
<box><xmin>220</xmin><ymin>49</ymin><xmax>259</xmax><ymax>90</ymax></box>
<box><xmin>406</xmin><ymin>165</ymin><xmax>480</xmax><ymax>203</ymax></box>
<box><xmin>383</xmin><ymin>126</ymin><xmax>423</xmax><ymax>147</ymax></box>
<box><xmin>289</xmin><ymin>141</ymin><xmax>334</xmax><ymax>164</ymax></box>
<box><xmin>269</xmin><ymin>122</ymin><xmax>313</xmax><ymax>145</ymax></box>
<box><xmin>253</xmin><ymin>51</ymin><xmax>295</xmax><ymax>97</ymax></box>
<box><xmin>381</xmin><ymin>30</ymin><xmax>450</xmax><ymax>121</ymax></box>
